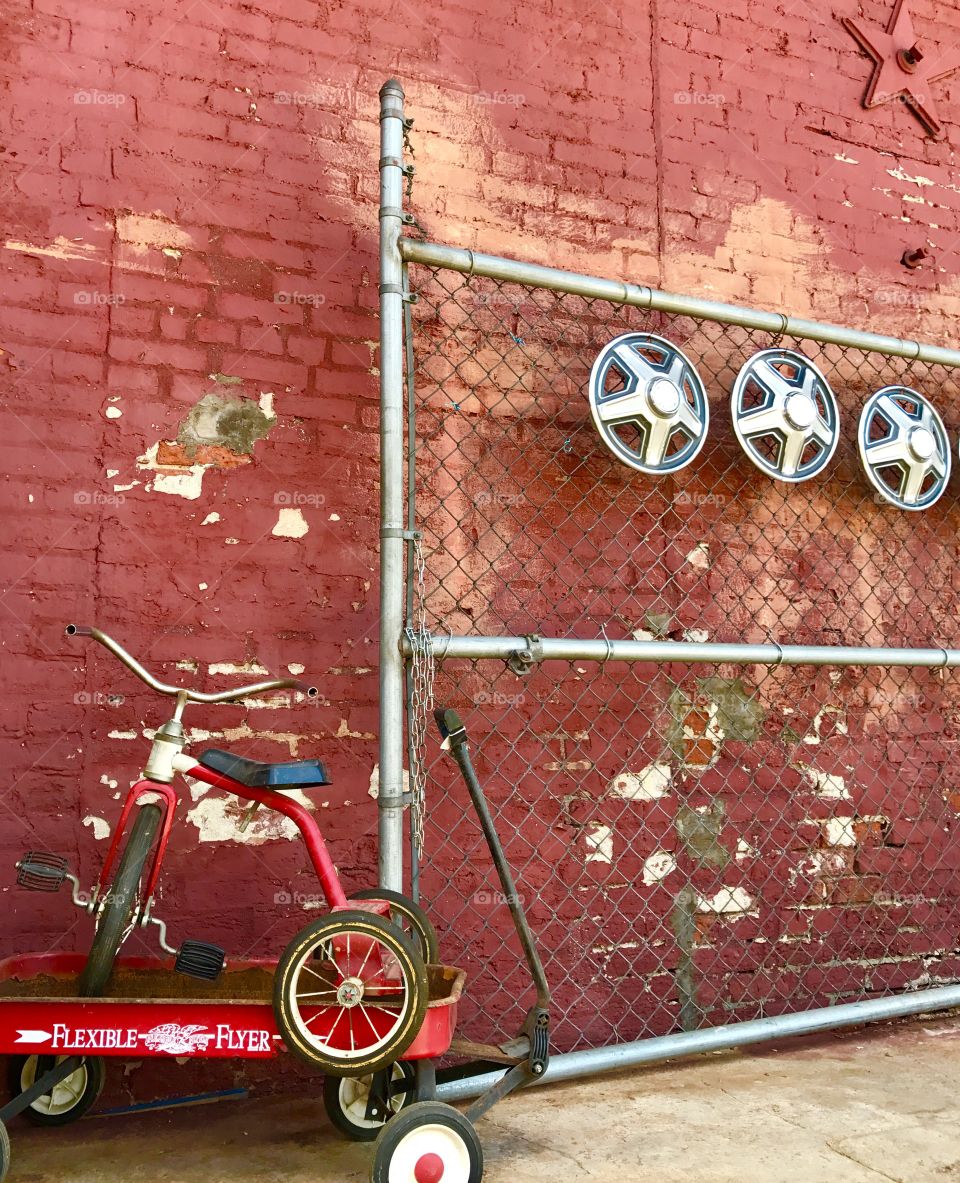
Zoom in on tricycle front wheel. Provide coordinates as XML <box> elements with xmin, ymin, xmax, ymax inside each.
<box><xmin>274</xmin><ymin>910</ymin><xmax>428</xmax><ymax>1077</ymax></box>
<box><xmin>8</xmin><ymin>1055</ymin><xmax>105</xmax><ymax>1126</ymax></box>
<box><xmin>371</xmin><ymin>1101</ymin><xmax>483</xmax><ymax>1182</ymax></box>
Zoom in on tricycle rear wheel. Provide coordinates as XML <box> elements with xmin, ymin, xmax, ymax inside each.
<box><xmin>8</xmin><ymin>1055</ymin><xmax>105</xmax><ymax>1126</ymax></box>
<box><xmin>348</xmin><ymin>889</ymin><xmax>439</xmax><ymax>964</ymax></box>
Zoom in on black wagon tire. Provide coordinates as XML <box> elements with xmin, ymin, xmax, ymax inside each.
<box><xmin>0</xmin><ymin>1117</ymin><xmax>9</xmax><ymax>1182</ymax></box>
<box><xmin>273</xmin><ymin>910</ymin><xmax>428</xmax><ymax>1077</ymax></box>
<box><xmin>8</xmin><ymin>1055</ymin><xmax>105</xmax><ymax>1126</ymax></box>
<box><xmin>78</xmin><ymin>804</ymin><xmax>162</xmax><ymax>997</ymax></box>
<box><xmin>348</xmin><ymin>888</ymin><xmax>440</xmax><ymax>964</ymax></box>
<box><xmin>323</xmin><ymin>1060</ymin><xmax>415</xmax><ymax>1142</ymax></box>
<box><xmin>370</xmin><ymin>1101</ymin><xmax>483</xmax><ymax>1183</ymax></box>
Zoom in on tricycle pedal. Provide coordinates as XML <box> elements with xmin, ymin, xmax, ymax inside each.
<box><xmin>16</xmin><ymin>852</ymin><xmax>69</xmax><ymax>892</ymax></box>
<box><xmin>175</xmin><ymin>940</ymin><xmax>225</xmax><ymax>981</ymax></box>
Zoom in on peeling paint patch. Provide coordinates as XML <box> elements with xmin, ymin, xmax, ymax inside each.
<box><xmin>609</xmin><ymin>761</ymin><xmax>672</xmax><ymax>800</ymax></box>
<box><xmin>272</xmin><ymin>508</ymin><xmax>308</xmax><ymax>538</ymax></box>
<box><xmin>685</xmin><ymin>543</ymin><xmax>709</xmax><ymax>570</ymax></box>
<box><xmin>107</xmin><ymin>729</ymin><xmax>137</xmax><ymax>740</ymax></box>
<box><xmin>209</xmin><ymin>661</ymin><xmax>269</xmax><ymax>676</ymax></box>
<box><xmin>83</xmin><ymin>815</ymin><xmax>111</xmax><ymax>840</ymax></box>
<box><xmin>201</xmin><ymin>512</ymin><xmax>221</xmax><ymax>525</ymax></box>
<box><xmin>643</xmin><ymin>850</ymin><xmax>676</xmax><ymax>884</ymax></box>
<box><xmin>585</xmin><ymin>823</ymin><xmax>613</xmax><ymax>863</ymax></box>
<box><xmin>824</xmin><ymin>816</ymin><xmax>857</xmax><ymax>847</ymax></box>
<box><xmin>187</xmin><ymin>789</ymin><xmax>316</xmax><ymax>844</ymax></box>
<box><xmin>367</xmin><ymin>764</ymin><xmax>410</xmax><ymax>800</ymax></box>
<box><xmin>697</xmin><ymin>886</ymin><xmax>757</xmax><ymax>916</ymax></box>
<box><xmin>137</xmin><ymin>442</ymin><xmax>207</xmax><ymax>500</ymax></box>
<box><xmin>796</xmin><ymin>763</ymin><xmax>851</xmax><ymax>800</ymax></box>
<box><xmin>803</xmin><ymin>705</ymin><xmax>848</xmax><ymax>746</ymax></box>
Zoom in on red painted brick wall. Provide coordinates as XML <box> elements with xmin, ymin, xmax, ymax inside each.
<box><xmin>1</xmin><ymin>0</ymin><xmax>959</xmax><ymax>1097</ymax></box>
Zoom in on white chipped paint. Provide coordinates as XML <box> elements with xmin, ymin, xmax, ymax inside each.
<box><xmin>834</xmin><ymin>152</ymin><xmax>858</xmax><ymax>164</ymax></box>
<box><xmin>105</xmin><ymin>406</ymin><xmax>122</xmax><ymax>419</ymax></box>
<box><xmin>83</xmin><ymin>815</ymin><xmax>111</xmax><ymax>840</ymax></box>
<box><xmin>187</xmin><ymin>788</ymin><xmax>316</xmax><ymax>844</ymax></box>
<box><xmin>585</xmin><ymin>823</ymin><xmax>613</xmax><ymax>864</ymax></box>
<box><xmin>201</xmin><ymin>512</ymin><xmax>221</xmax><ymax>525</ymax></box>
<box><xmin>137</xmin><ymin>443</ymin><xmax>206</xmax><ymax>500</ymax></box>
<box><xmin>803</xmin><ymin>705</ymin><xmax>848</xmax><ymax>746</ymax></box>
<box><xmin>697</xmin><ymin>886</ymin><xmax>757</xmax><ymax>916</ymax></box>
<box><xmin>824</xmin><ymin>816</ymin><xmax>857</xmax><ymax>847</ymax></box>
<box><xmin>5</xmin><ymin>236</ymin><xmax>102</xmax><ymax>263</ymax></box>
<box><xmin>272</xmin><ymin>508</ymin><xmax>308</xmax><ymax>538</ymax></box>
<box><xmin>887</xmin><ymin>166</ymin><xmax>934</xmax><ymax>188</ymax></box>
<box><xmin>113</xmin><ymin>480</ymin><xmax>140</xmax><ymax>493</ymax></box>
<box><xmin>107</xmin><ymin>730</ymin><xmax>137</xmax><ymax>740</ymax></box>
<box><xmin>107</xmin><ymin>469</ymin><xmax>119</xmax><ymax>479</ymax></box>
<box><xmin>796</xmin><ymin>763</ymin><xmax>851</xmax><ymax>799</ymax></box>
<box><xmin>330</xmin><ymin>513</ymin><xmax>341</xmax><ymax>521</ymax></box>
<box><xmin>288</xmin><ymin>663</ymin><xmax>305</xmax><ymax>675</ymax></box>
<box><xmin>609</xmin><ymin>761</ymin><xmax>672</xmax><ymax>800</ymax></box>
<box><xmin>367</xmin><ymin>764</ymin><xmax>410</xmax><ymax>800</ymax></box>
<box><xmin>643</xmin><ymin>850</ymin><xmax>676</xmax><ymax>884</ymax></box>
<box><xmin>736</xmin><ymin>838</ymin><xmax>756</xmax><ymax>861</ymax></box>
<box><xmin>99</xmin><ymin>774</ymin><xmax>118</xmax><ymax>789</ymax></box>
<box><xmin>209</xmin><ymin>661</ymin><xmax>269</xmax><ymax>676</ymax></box>
<box><xmin>631</xmin><ymin>628</ymin><xmax>656</xmax><ymax>642</ymax></box>
<box><xmin>683</xmin><ymin>628</ymin><xmax>709</xmax><ymax>643</ymax></box>
<box><xmin>198</xmin><ymin>582</ymin><xmax>208</xmax><ymax>590</ymax></box>
<box><xmin>685</xmin><ymin>543</ymin><xmax>709</xmax><ymax>570</ymax></box>
<box><xmin>258</xmin><ymin>392</ymin><xmax>276</xmax><ymax>419</ymax></box>
<box><xmin>225</xmin><ymin>537</ymin><xmax>239</xmax><ymax>544</ymax></box>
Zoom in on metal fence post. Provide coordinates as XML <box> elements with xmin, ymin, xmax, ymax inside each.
<box><xmin>377</xmin><ymin>78</ymin><xmax>407</xmax><ymax>891</ymax></box>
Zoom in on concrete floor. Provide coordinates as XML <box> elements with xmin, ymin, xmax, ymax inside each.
<box><xmin>8</xmin><ymin>1014</ymin><xmax>960</xmax><ymax>1182</ymax></box>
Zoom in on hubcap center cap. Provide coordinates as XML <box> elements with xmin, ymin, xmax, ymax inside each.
<box><xmin>785</xmin><ymin>393</ymin><xmax>816</xmax><ymax>430</ymax></box>
<box><xmin>336</xmin><ymin>977</ymin><xmax>364</xmax><ymax>1007</ymax></box>
<box><xmin>647</xmin><ymin>377</ymin><xmax>680</xmax><ymax>417</ymax></box>
<box><xmin>909</xmin><ymin>427</ymin><xmax>935</xmax><ymax>461</ymax></box>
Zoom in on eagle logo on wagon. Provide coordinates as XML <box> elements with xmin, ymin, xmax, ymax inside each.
<box><xmin>143</xmin><ymin>1022</ymin><xmax>216</xmax><ymax>1055</ymax></box>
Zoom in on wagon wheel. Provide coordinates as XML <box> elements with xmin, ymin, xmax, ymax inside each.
<box><xmin>8</xmin><ymin>1055</ymin><xmax>105</xmax><ymax>1126</ymax></box>
<box><xmin>348</xmin><ymin>888</ymin><xmax>439</xmax><ymax>964</ymax></box>
<box><xmin>273</xmin><ymin>910</ymin><xmax>428</xmax><ymax>1077</ymax></box>
<box><xmin>323</xmin><ymin>1060</ymin><xmax>415</xmax><ymax>1142</ymax></box>
<box><xmin>370</xmin><ymin>1101</ymin><xmax>483</xmax><ymax>1182</ymax></box>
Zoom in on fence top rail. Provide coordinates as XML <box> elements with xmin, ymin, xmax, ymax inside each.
<box><xmin>400</xmin><ymin>238</ymin><xmax>960</xmax><ymax>368</ymax></box>
<box><xmin>408</xmin><ymin>633</ymin><xmax>960</xmax><ymax>669</ymax></box>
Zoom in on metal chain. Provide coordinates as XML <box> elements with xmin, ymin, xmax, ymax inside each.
<box><xmin>404</xmin><ymin>536</ymin><xmax>435</xmax><ymax>858</ymax></box>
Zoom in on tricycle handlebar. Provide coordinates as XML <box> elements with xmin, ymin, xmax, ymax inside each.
<box><xmin>66</xmin><ymin>625</ymin><xmax>318</xmax><ymax>704</ymax></box>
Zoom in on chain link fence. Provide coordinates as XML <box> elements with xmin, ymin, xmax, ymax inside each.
<box><xmin>403</xmin><ymin>263</ymin><xmax>960</xmax><ymax>1054</ymax></box>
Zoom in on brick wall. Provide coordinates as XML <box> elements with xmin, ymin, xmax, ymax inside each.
<box><xmin>1</xmin><ymin>0</ymin><xmax>959</xmax><ymax>1097</ymax></box>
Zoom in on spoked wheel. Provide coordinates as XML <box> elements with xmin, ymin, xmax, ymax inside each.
<box><xmin>348</xmin><ymin>889</ymin><xmax>439</xmax><ymax>964</ymax></box>
<box><xmin>371</xmin><ymin>1101</ymin><xmax>483</xmax><ymax>1183</ymax></box>
<box><xmin>0</xmin><ymin>1117</ymin><xmax>8</xmax><ymax>1182</ymax></box>
<box><xmin>79</xmin><ymin>803</ymin><xmax>162</xmax><ymax>996</ymax></box>
<box><xmin>323</xmin><ymin>1060</ymin><xmax>415</xmax><ymax>1142</ymax></box>
<box><xmin>273</xmin><ymin>910</ymin><xmax>428</xmax><ymax>1077</ymax></box>
<box><xmin>8</xmin><ymin>1055</ymin><xmax>105</xmax><ymax>1126</ymax></box>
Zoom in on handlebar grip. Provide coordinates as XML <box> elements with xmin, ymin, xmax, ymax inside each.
<box><xmin>65</xmin><ymin>624</ymin><xmax>93</xmax><ymax>636</ymax></box>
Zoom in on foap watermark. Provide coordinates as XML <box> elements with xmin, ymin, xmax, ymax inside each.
<box><xmin>73</xmin><ymin>291</ymin><xmax>126</xmax><ymax>307</ymax></box>
<box><xmin>475</xmin><ymin>490</ymin><xmax>523</xmax><ymax>507</ymax></box>
<box><xmin>74</xmin><ymin>490</ymin><xmax>125</xmax><ymax>507</ymax></box>
<box><xmin>274</xmin><ymin>87</ymin><xmax>344</xmax><ymax>108</ymax></box>
<box><xmin>673</xmin><ymin>90</ymin><xmax>725</xmax><ymax>106</ymax></box>
<box><xmin>74</xmin><ymin>89</ymin><xmax>127</xmax><ymax>106</ymax></box>
<box><xmin>274</xmin><ymin>490</ymin><xmax>326</xmax><ymax>508</ymax></box>
<box><xmin>474</xmin><ymin>889</ymin><xmax>525</xmax><ymax>906</ymax></box>
<box><xmin>275</xmin><ymin>290</ymin><xmax>325</xmax><ymax>307</ymax></box>
<box><xmin>474</xmin><ymin>691</ymin><xmax>525</xmax><ymax>706</ymax></box>
<box><xmin>473</xmin><ymin>90</ymin><xmax>525</xmax><ymax>107</ymax></box>
<box><xmin>873</xmin><ymin>288</ymin><xmax>925</xmax><ymax>309</ymax></box>
<box><xmin>675</xmin><ymin>491</ymin><xmax>726</xmax><ymax>507</ymax></box>
<box><xmin>274</xmin><ymin>889</ymin><xmax>325</xmax><ymax>907</ymax></box>
<box><xmin>73</xmin><ymin>691</ymin><xmax>124</xmax><ymax>706</ymax></box>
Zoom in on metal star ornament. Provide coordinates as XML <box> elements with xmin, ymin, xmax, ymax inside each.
<box><xmin>842</xmin><ymin>0</ymin><xmax>960</xmax><ymax>139</ymax></box>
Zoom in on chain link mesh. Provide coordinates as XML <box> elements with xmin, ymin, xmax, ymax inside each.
<box><xmin>405</xmin><ymin>536</ymin><xmax>435</xmax><ymax>860</ymax></box>
<box><xmin>405</xmin><ymin>264</ymin><xmax>960</xmax><ymax>1054</ymax></box>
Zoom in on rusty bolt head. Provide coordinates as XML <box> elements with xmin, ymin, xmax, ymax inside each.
<box><xmin>898</xmin><ymin>43</ymin><xmax>924</xmax><ymax>72</ymax></box>
<box><xmin>901</xmin><ymin>247</ymin><xmax>930</xmax><ymax>269</ymax></box>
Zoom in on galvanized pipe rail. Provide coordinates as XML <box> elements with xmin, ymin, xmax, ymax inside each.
<box><xmin>404</xmin><ymin>634</ymin><xmax>960</xmax><ymax>669</ymax></box>
<box><xmin>400</xmin><ymin>238</ymin><xmax>960</xmax><ymax>366</ymax></box>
